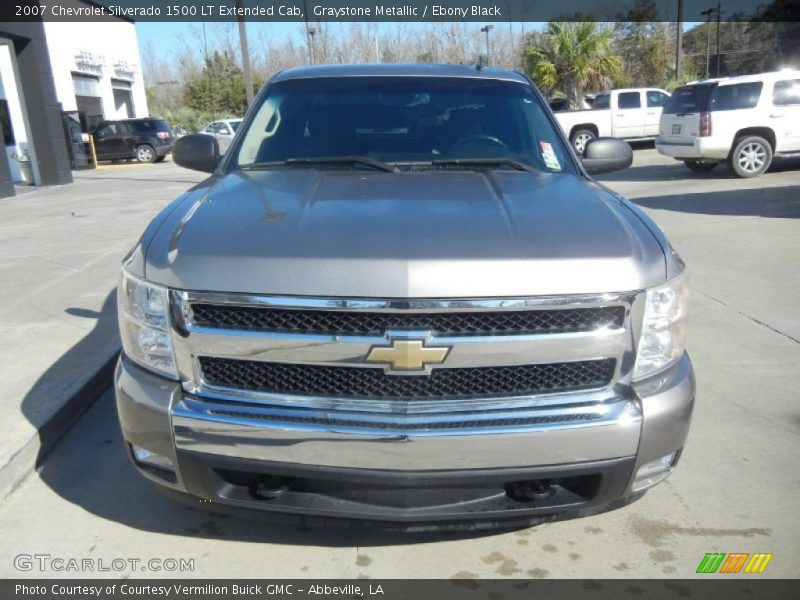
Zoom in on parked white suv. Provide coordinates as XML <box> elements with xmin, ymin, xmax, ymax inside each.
<box><xmin>656</xmin><ymin>70</ymin><xmax>800</xmax><ymax>177</ymax></box>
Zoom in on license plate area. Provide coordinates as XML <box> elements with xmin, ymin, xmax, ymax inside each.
<box><xmin>671</xmin><ymin>124</ymin><xmax>682</xmax><ymax>135</ymax></box>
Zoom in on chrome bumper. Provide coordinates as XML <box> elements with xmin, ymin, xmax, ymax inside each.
<box><xmin>116</xmin><ymin>353</ymin><xmax>693</xmax><ymax>479</ymax></box>
<box><xmin>171</xmin><ymin>393</ymin><xmax>642</xmax><ymax>470</ymax></box>
<box><xmin>116</xmin><ymin>352</ymin><xmax>694</xmax><ymax>522</ymax></box>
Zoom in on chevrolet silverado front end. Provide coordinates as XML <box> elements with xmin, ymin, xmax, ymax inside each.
<box><xmin>115</xmin><ymin>64</ymin><xmax>694</xmax><ymax>528</ymax></box>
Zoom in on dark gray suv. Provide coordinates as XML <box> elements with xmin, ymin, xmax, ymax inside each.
<box><xmin>92</xmin><ymin>117</ymin><xmax>174</xmax><ymax>163</ymax></box>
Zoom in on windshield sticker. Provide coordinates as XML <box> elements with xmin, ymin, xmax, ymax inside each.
<box><xmin>540</xmin><ymin>141</ymin><xmax>561</xmax><ymax>171</ymax></box>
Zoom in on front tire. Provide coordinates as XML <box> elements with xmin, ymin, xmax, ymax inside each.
<box><xmin>683</xmin><ymin>160</ymin><xmax>718</xmax><ymax>173</ymax></box>
<box><xmin>728</xmin><ymin>136</ymin><xmax>772</xmax><ymax>178</ymax></box>
<box><xmin>571</xmin><ymin>129</ymin><xmax>596</xmax><ymax>156</ymax></box>
<box><xmin>135</xmin><ymin>144</ymin><xmax>156</xmax><ymax>163</ymax></box>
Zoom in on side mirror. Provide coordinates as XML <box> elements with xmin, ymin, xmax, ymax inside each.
<box><xmin>173</xmin><ymin>133</ymin><xmax>220</xmax><ymax>173</ymax></box>
<box><xmin>581</xmin><ymin>137</ymin><xmax>633</xmax><ymax>175</ymax></box>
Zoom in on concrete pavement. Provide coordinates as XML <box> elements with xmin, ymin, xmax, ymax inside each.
<box><xmin>0</xmin><ymin>149</ymin><xmax>798</xmax><ymax>578</ymax></box>
<box><xmin>0</xmin><ymin>160</ymin><xmax>205</xmax><ymax>500</ymax></box>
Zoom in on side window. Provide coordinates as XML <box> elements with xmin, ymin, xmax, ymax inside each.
<box><xmin>647</xmin><ymin>91</ymin><xmax>669</xmax><ymax>108</ymax></box>
<box><xmin>618</xmin><ymin>92</ymin><xmax>642</xmax><ymax>109</ymax></box>
<box><xmin>592</xmin><ymin>93</ymin><xmax>610</xmax><ymax>110</ymax></box>
<box><xmin>773</xmin><ymin>79</ymin><xmax>800</xmax><ymax>106</ymax></box>
<box><xmin>709</xmin><ymin>82</ymin><xmax>763</xmax><ymax>111</ymax></box>
<box><xmin>95</xmin><ymin>124</ymin><xmax>116</xmax><ymax>138</ymax></box>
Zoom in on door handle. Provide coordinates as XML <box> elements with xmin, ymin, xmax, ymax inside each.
<box><xmin>646</xmin><ymin>112</ymin><xmax>656</xmax><ymax>115</ymax></box>
<box><xmin>769</xmin><ymin>114</ymin><xmax>784</xmax><ymax>118</ymax></box>
<box><xmin>616</xmin><ymin>113</ymin><xmax>625</xmax><ymax>117</ymax></box>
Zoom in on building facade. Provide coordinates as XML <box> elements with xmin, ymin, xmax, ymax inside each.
<box><xmin>0</xmin><ymin>22</ymin><xmax>73</xmax><ymax>196</ymax></box>
<box><xmin>45</xmin><ymin>19</ymin><xmax>149</xmax><ymax>132</ymax></box>
<box><xmin>0</xmin><ymin>3</ymin><xmax>148</xmax><ymax>197</ymax></box>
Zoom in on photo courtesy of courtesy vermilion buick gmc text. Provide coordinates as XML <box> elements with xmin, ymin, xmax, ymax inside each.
<box><xmin>114</xmin><ymin>64</ymin><xmax>694</xmax><ymax>528</ymax></box>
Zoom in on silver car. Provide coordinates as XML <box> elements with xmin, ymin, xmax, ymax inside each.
<box><xmin>200</xmin><ymin>118</ymin><xmax>242</xmax><ymax>154</ymax></box>
<box><xmin>115</xmin><ymin>64</ymin><xmax>695</xmax><ymax>528</ymax></box>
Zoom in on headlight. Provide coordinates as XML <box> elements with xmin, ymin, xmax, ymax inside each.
<box><xmin>633</xmin><ymin>271</ymin><xmax>690</xmax><ymax>381</ymax></box>
<box><xmin>118</xmin><ymin>270</ymin><xmax>178</xmax><ymax>379</ymax></box>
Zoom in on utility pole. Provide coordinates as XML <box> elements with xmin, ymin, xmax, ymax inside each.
<box><xmin>303</xmin><ymin>0</ymin><xmax>313</xmax><ymax>65</ymax></box>
<box><xmin>675</xmin><ymin>0</ymin><xmax>683</xmax><ymax>80</ymax></box>
<box><xmin>202</xmin><ymin>17</ymin><xmax>213</xmax><ymax>120</ymax></box>
<box><xmin>701</xmin><ymin>7</ymin><xmax>714</xmax><ymax>78</ymax></box>
<box><xmin>308</xmin><ymin>28</ymin><xmax>317</xmax><ymax>65</ymax></box>
<box><xmin>480</xmin><ymin>24</ymin><xmax>494</xmax><ymax>64</ymax></box>
<box><xmin>374</xmin><ymin>36</ymin><xmax>380</xmax><ymax>62</ymax></box>
<box><xmin>235</xmin><ymin>0</ymin><xmax>254</xmax><ymax>107</ymax></box>
<box><xmin>715</xmin><ymin>2</ymin><xmax>724</xmax><ymax>77</ymax></box>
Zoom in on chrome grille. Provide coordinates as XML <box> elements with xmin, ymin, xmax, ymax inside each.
<box><xmin>171</xmin><ymin>291</ymin><xmax>641</xmax><ymax>429</ymax></box>
<box><xmin>198</xmin><ymin>357</ymin><xmax>616</xmax><ymax>400</ymax></box>
<box><xmin>189</xmin><ymin>303</ymin><xmax>625</xmax><ymax>337</ymax></box>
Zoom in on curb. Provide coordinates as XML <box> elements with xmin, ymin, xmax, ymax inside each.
<box><xmin>0</xmin><ymin>350</ymin><xmax>120</xmax><ymax>502</ymax></box>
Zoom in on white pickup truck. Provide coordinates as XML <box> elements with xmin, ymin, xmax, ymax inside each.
<box><xmin>555</xmin><ymin>88</ymin><xmax>671</xmax><ymax>154</ymax></box>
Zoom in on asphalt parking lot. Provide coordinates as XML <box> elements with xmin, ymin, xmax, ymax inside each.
<box><xmin>0</xmin><ymin>149</ymin><xmax>798</xmax><ymax>579</ymax></box>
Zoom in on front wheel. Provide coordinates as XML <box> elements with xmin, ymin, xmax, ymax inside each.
<box><xmin>135</xmin><ymin>144</ymin><xmax>156</xmax><ymax>163</ymax></box>
<box><xmin>570</xmin><ymin>129</ymin><xmax>596</xmax><ymax>155</ymax></box>
<box><xmin>728</xmin><ymin>136</ymin><xmax>772</xmax><ymax>178</ymax></box>
<box><xmin>683</xmin><ymin>160</ymin><xmax>718</xmax><ymax>173</ymax></box>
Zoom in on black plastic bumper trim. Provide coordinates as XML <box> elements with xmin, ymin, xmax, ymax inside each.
<box><xmin>171</xmin><ymin>450</ymin><xmax>636</xmax><ymax>525</ymax></box>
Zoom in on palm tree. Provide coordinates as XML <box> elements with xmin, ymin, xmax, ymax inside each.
<box><xmin>525</xmin><ymin>22</ymin><xmax>623</xmax><ymax>109</ymax></box>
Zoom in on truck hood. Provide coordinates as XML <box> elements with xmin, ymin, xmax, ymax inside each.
<box><xmin>144</xmin><ymin>169</ymin><xmax>666</xmax><ymax>297</ymax></box>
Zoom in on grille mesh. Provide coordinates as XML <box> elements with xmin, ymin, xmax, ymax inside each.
<box><xmin>199</xmin><ymin>357</ymin><xmax>615</xmax><ymax>400</ymax></box>
<box><xmin>207</xmin><ymin>409</ymin><xmax>603</xmax><ymax>430</ymax></box>
<box><xmin>190</xmin><ymin>304</ymin><xmax>625</xmax><ymax>337</ymax></box>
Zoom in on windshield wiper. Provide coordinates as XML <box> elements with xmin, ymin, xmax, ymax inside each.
<box><xmin>240</xmin><ymin>156</ymin><xmax>397</xmax><ymax>172</ymax></box>
<box><xmin>430</xmin><ymin>158</ymin><xmax>535</xmax><ymax>172</ymax></box>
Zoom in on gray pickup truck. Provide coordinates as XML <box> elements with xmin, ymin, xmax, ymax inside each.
<box><xmin>115</xmin><ymin>64</ymin><xmax>694</xmax><ymax>528</ymax></box>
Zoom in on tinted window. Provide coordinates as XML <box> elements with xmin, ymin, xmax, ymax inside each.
<box><xmin>709</xmin><ymin>82</ymin><xmax>763</xmax><ymax>111</ymax></box>
<box><xmin>647</xmin><ymin>91</ymin><xmax>669</xmax><ymax>108</ymax></box>
<box><xmin>131</xmin><ymin>119</ymin><xmax>172</xmax><ymax>133</ymax></box>
<box><xmin>234</xmin><ymin>77</ymin><xmax>575</xmax><ymax>174</ymax></box>
<box><xmin>230</xmin><ymin>120</ymin><xmax>242</xmax><ymax>132</ymax></box>
<box><xmin>618</xmin><ymin>92</ymin><xmax>641</xmax><ymax>109</ymax></box>
<box><xmin>773</xmin><ymin>79</ymin><xmax>800</xmax><ymax>106</ymax></box>
<box><xmin>663</xmin><ymin>85</ymin><xmax>714</xmax><ymax>114</ymax></box>
<box><xmin>592</xmin><ymin>93</ymin><xmax>610</xmax><ymax>110</ymax></box>
<box><xmin>94</xmin><ymin>124</ymin><xmax>119</xmax><ymax>137</ymax></box>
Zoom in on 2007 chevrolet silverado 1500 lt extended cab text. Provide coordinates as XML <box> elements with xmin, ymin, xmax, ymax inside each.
<box><xmin>115</xmin><ymin>64</ymin><xmax>694</xmax><ymax>528</ymax></box>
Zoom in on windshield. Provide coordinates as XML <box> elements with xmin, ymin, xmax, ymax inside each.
<box><xmin>233</xmin><ymin>77</ymin><xmax>573</xmax><ymax>174</ymax></box>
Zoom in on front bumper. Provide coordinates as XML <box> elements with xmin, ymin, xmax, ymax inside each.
<box><xmin>115</xmin><ymin>353</ymin><xmax>695</xmax><ymax>524</ymax></box>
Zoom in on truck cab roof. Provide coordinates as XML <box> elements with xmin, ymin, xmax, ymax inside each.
<box><xmin>270</xmin><ymin>63</ymin><xmax>530</xmax><ymax>84</ymax></box>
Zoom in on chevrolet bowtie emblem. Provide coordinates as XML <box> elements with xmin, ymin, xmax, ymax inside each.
<box><xmin>365</xmin><ymin>339</ymin><xmax>451</xmax><ymax>372</ymax></box>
